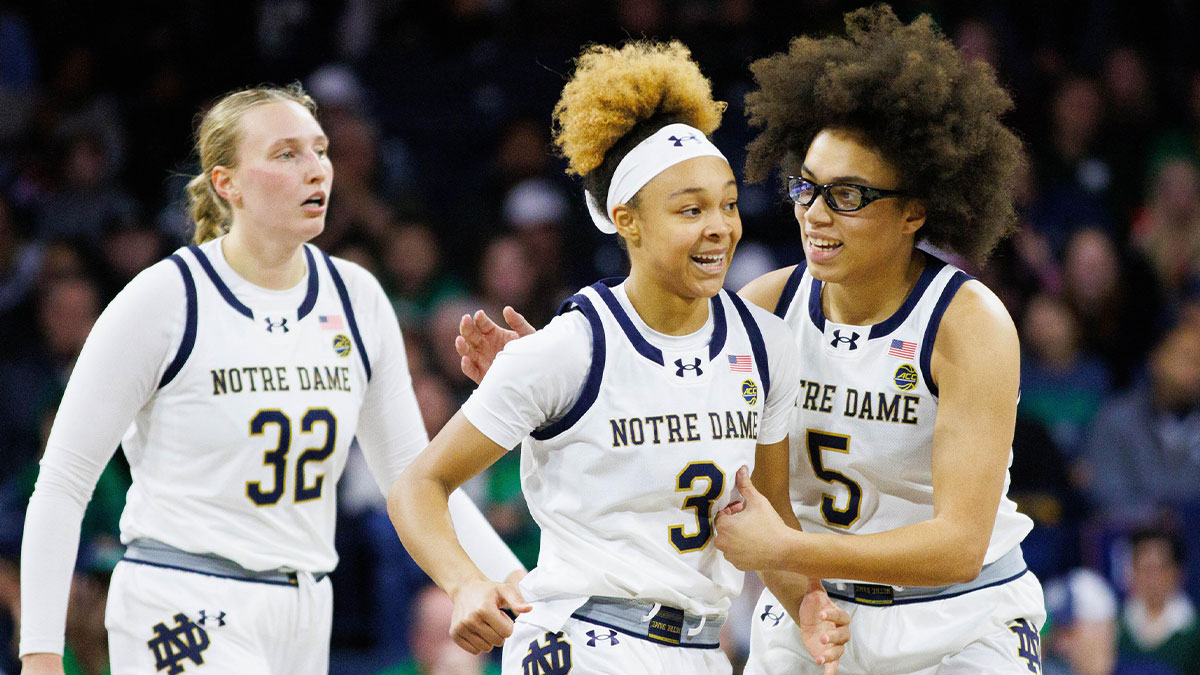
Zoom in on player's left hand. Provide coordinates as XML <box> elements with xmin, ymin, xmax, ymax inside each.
<box><xmin>797</xmin><ymin>577</ymin><xmax>851</xmax><ymax>675</ymax></box>
<box><xmin>713</xmin><ymin>467</ymin><xmax>790</xmax><ymax>571</ymax></box>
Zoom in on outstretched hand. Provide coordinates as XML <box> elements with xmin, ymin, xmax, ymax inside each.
<box><xmin>449</xmin><ymin>578</ymin><xmax>532</xmax><ymax>654</ymax></box>
<box><xmin>456</xmin><ymin>307</ymin><xmax>536</xmax><ymax>384</ymax></box>
<box><xmin>798</xmin><ymin>577</ymin><xmax>851</xmax><ymax>675</ymax></box>
<box><xmin>714</xmin><ymin>467</ymin><xmax>790</xmax><ymax>571</ymax></box>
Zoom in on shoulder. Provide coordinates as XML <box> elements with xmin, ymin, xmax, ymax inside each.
<box><xmin>501</xmin><ymin>308</ymin><xmax>592</xmax><ymax>362</ymax></box>
<box><xmin>736</xmin><ymin>297</ymin><xmax>796</xmax><ymax>355</ymax></box>
<box><xmin>935</xmin><ymin>279</ymin><xmax>1017</xmax><ymax>358</ymax></box>
<box><xmin>320</xmin><ymin>249</ymin><xmax>386</xmax><ymax>295</ymax></box>
<box><xmin>117</xmin><ymin>254</ymin><xmax>189</xmax><ymax>307</ymax></box>
<box><xmin>737</xmin><ymin>265</ymin><xmax>800</xmax><ymax>313</ymax></box>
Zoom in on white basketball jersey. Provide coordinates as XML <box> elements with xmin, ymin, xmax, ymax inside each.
<box><xmin>519</xmin><ymin>281</ymin><xmax>777</xmax><ymax>618</ymax></box>
<box><xmin>118</xmin><ymin>239</ymin><xmax>373</xmax><ymax>572</ymax></box>
<box><xmin>774</xmin><ymin>254</ymin><xmax>1032</xmax><ymax>566</ymax></box>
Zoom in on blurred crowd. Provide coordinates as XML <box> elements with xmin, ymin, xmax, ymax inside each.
<box><xmin>1</xmin><ymin>0</ymin><xmax>1199</xmax><ymax>673</ymax></box>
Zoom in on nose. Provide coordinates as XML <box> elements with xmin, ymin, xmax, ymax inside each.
<box><xmin>706</xmin><ymin>206</ymin><xmax>739</xmax><ymax>241</ymax></box>
<box><xmin>798</xmin><ymin>191</ymin><xmax>833</xmax><ymax>228</ymax></box>
<box><xmin>304</xmin><ymin>151</ymin><xmax>329</xmax><ymax>183</ymax></box>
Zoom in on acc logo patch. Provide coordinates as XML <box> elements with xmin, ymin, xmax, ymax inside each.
<box><xmin>332</xmin><ymin>334</ymin><xmax>352</xmax><ymax>358</ymax></box>
<box><xmin>894</xmin><ymin>363</ymin><xmax>918</xmax><ymax>391</ymax></box>
<box><xmin>741</xmin><ymin>379</ymin><xmax>759</xmax><ymax>406</ymax></box>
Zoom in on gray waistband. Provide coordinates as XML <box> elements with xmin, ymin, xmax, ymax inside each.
<box><xmin>569</xmin><ymin>596</ymin><xmax>724</xmax><ymax>649</ymax></box>
<box><xmin>821</xmin><ymin>545</ymin><xmax>1028</xmax><ymax>606</ymax></box>
<box><xmin>122</xmin><ymin>539</ymin><xmax>327</xmax><ymax>587</ymax></box>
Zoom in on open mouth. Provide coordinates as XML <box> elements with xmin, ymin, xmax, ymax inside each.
<box><xmin>807</xmin><ymin>235</ymin><xmax>843</xmax><ymax>253</ymax></box>
<box><xmin>302</xmin><ymin>194</ymin><xmax>326</xmax><ymax>208</ymax></box>
<box><xmin>691</xmin><ymin>252</ymin><xmax>726</xmax><ymax>271</ymax></box>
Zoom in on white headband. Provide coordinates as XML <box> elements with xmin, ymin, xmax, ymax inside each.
<box><xmin>585</xmin><ymin>123</ymin><xmax>728</xmax><ymax>234</ymax></box>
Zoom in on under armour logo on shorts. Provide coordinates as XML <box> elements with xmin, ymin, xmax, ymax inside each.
<box><xmin>522</xmin><ymin>631</ymin><xmax>572</xmax><ymax>675</ymax></box>
<box><xmin>196</xmin><ymin>609</ymin><xmax>226</xmax><ymax>627</ymax></box>
<box><xmin>830</xmin><ymin>329</ymin><xmax>860</xmax><ymax>350</ymax></box>
<box><xmin>675</xmin><ymin>357</ymin><xmax>703</xmax><ymax>377</ymax></box>
<box><xmin>760</xmin><ymin>604</ymin><xmax>785</xmax><ymax>627</ymax></box>
<box><xmin>586</xmin><ymin>628</ymin><xmax>619</xmax><ymax>647</ymax></box>
<box><xmin>1008</xmin><ymin>618</ymin><xmax>1041</xmax><ymax>673</ymax></box>
<box><xmin>146</xmin><ymin>612</ymin><xmax>210</xmax><ymax>674</ymax></box>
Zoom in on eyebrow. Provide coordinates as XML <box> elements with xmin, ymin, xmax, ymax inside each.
<box><xmin>667</xmin><ymin>179</ymin><xmax>737</xmax><ymax>198</ymax></box>
<box><xmin>799</xmin><ymin>165</ymin><xmax>873</xmax><ymax>185</ymax></box>
<box><xmin>269</xmin><ymin>135</ymin><xmax>329</xmax><ymax>148</ymax></box>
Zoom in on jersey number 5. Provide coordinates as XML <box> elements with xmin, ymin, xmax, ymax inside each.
<box><xmin>806</xmin><ymin>429</ymin><xmax>862</xmax><ymax>528</ymax></box>
<box><xmin>669</xmin><ymin>461</ymin><xmax>725</xmax><ymax>553</ymax></box>
<box><xmin>247</xmin><ymin>408</ymin><xmax>337</xmax><ymax>506</ymax></box>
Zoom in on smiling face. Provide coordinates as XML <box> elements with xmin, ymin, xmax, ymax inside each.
<box><xmin>796</xmin><ymin>128</ymin><xmax>925</xmax><ymax>286</ymax></box>
<box><xmin>216</xmin><ymin>100</ymin><xmax>332</xmax><ymax>246</ymax></box>
<box><xmin>619</xmin><ymin>155</ymin><xmax>741</xmax><ymax>302</ymax></box>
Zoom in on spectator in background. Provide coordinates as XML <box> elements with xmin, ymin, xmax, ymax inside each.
<box><xmin>381</xmin><ymin>219</ymin><xmax>467</xmax><ymax>331</ymax></box>
<box><xmin>1100</xmin><ymin>47</ymin><xmax>1157</xmax><ymax>223</ymax></box>
<box><xmin>1043</xmin><ymin>567</ymin><xmax>1119</xmax><ymax>675</ymax></box>
<box><xmin>1117</xmin><ymin>529</ymin><xmax>1200</xmax><ymax>674</ymax></box>
<box><xmin>35</xmin><ymin>130</ymin><xmax>138</xmax><ymax>243</ymax></box>
<box><xmin>1062</xmin><ymin>227</ymin><xmax>1164</xmax><ymax>387</ymax></box>
<box><xmin>1082</xmin><ymin>321</ymin><xmax>1200</xmax><ymax>522</ymax></box>
<box><xmin>1133</xmin><ymin>159</ymin><xmax>1200</xmax><ymax>294</ymax></box>
<box><xmin>1020</xmin><ymin>292</ymin><xmax>1112</xmax><ymax>459</ymax></box>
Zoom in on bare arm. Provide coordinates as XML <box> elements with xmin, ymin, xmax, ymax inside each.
<box><xmin>387</xmin><ymin>412</ymin><xmax>531</xmax><ymax>653</ymax></box>
<box><xmin>717</xmin><ymin>281</ymin><xmax>1018</xmax><ymax>586</ymax></box>
<box><xmin>737</xmin><ymin>265</ymin><xmax>797</xmax><ymax>312</ymax></box>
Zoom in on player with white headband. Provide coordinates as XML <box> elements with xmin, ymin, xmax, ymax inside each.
<box><xmin>389</xmin><ymin>41</ymin><xmax>849</xmax><ymax>674</ymax></box>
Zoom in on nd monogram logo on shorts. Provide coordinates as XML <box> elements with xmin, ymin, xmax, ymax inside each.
<box><xmin>1008</xmin><ymin>618</ymin><xmax>1041</xmax><ymax>673</ymax></box>
<box><xmin>522</xmin><ymin>631</ymin><xmax>573</xmax><ymax>675</ymax></box>
<box><xmin>146</xmin><ymin>612</ymin><xmax>210</xmax><ymax>674</ymax></box>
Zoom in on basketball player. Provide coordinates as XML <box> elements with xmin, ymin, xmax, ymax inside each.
<box><xmin>459</xmin><ymin>7</ymin><xmax>1045</xmax><ymax>674</ymax></box>
<box><xmin>711</xmin><ymin>7</ymin><xmax>1046</xmax><ymax>674</ymax></box>
<box><xmin>19</xmin><ymin>84</ymin><xmax>522</xmax><ymax>674</ymax></box>
<box><xmin>389</xmin><ymin>42</ymin><xmax>849</xmax><ymax>675</ymax></box>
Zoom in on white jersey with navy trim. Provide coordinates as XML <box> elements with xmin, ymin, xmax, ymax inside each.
<box><xmin>772</xmin><ymin>253</ymin><xmax>1032</xmax><ymax>568</ymax></box>
<box><xmin>509</xmin><ymin>280</ymin><xmax>798</xmax><ymax>621</ymax></box>
<box><xmin>117</xmin><ymin>238</ymin><xmax>372</xmax><ymax>572</ymax></box>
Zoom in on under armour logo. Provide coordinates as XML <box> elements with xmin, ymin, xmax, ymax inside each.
<box><xmin>760</xmin><ymin>604</ymin><xmax>785</xmax><ymax>627</ymax></box>
<box><xmin>196</xmin><ymin>610</ymin><xmax>226</xmax><ymax>627</ymax></box>
<box><xmin>830</xmin><ymin>329</ymin><xmax>860</xmax><ymax>350</ymax></box>
<box><xmin>586</xmin><ymin>628</ymin><xmax>619</xmax><ymax>647</ymax></box>
<box><xmin>522</xmin><ymin>631</ymin><xmax>572</xmax><ymax>675</ymax></box>
<box><xmin>146</xmin><ymin>613</ymin><xmax>210</xmax><ymax>674</ymax></box>
<box><xmin>675</xmin><ymin>357</ymin><xmax>703</xmax><ymax>377</ymax></box>
<box><xmin>1008</xmin><ymin>618</ymin><xmax>1041</xmax><ymax>673</ymax></box>
<box><xmin>668</xmin><ymin>133</ymin><xmax>699</xmax><ymax>147</ymax></box>
<box><xmin>264</xmin><ymin>316</ymin><xmax>289</xmax><ymax>333</ymax></box>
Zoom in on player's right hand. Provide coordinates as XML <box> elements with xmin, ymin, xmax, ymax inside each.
<box><xmin>449</xmin><ymin>578</ymin><xmax>531</xmax><ymax>654</ymax></box>
<box><xmin>20</xmin><ymin>653</ymin><xmax>65</xmax><ymax>675</ymax></box>
<box><xmin>456</xmin><ymin>307</ymin><xmax>535</xmax><ymax>384</ymax></box>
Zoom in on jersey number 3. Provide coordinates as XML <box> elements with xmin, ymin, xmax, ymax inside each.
<box><xmin>247</xmin><ymin>408</ymin><xmax>337</xmax><ymax>506</ymax></box>
<box><xmin>669</xmin><ymin>461</ymin><xmax>725</xmax><ymax>552</ymax></box>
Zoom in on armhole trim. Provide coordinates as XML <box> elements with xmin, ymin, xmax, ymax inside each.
<box><xmin>530</xmin><ymin>295</ymin><xmax>606</xmax><ymax>441</ymax></box>
<box><xmin>321</xmin><ymin>251</ymin><xmax>372</xmax><ymax>381</ymax></box>
<box><xmin>728</xmin><ymin>293</ymin><xmax>771</xmax><ymax>399</ymax></box>
<box><xmin>159</xmin><ymin>254</ymin><xmax>198</xmax><ymax>388</ymax></box>
<box><xmin>773</xmin><ymin>261</ymin><xmax>807</xmax><ymax>319</ymax></box>
<box><xmin>186</xmin><ymin>244</ymin><xmax>253</xmax><ymax>319</ymax></box>
<box><xmin>919</xmin><ymin>271</ymin><xmax>972</xmax><ymax>399</ymax></box>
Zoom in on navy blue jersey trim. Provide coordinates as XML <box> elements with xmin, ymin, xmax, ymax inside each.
<box><xmin>825</xmin><ymin>568</ymin><xmax>1029</xmax><ymax>606</ymax></box>
<box><xmin>568</xmin><ymin>614</ymin><xmax>720</xmax><ymax>650</ymax></box>
<box><xmin>186</xmin><ymin>244</ymin><xmax>254</xmax><ymax>319</ymax></box>
<box><xmin>159</xmin><ymin>254</ymin><xmax>198</xmax><ymax>388</ymax></box>
<box><xmin>296</xmin><ymin>245</ymin><xmax>320</xmax><ymax>321</ymax></box>
<box><xmin>728</xmin><ymin>293</ymin><xmax>771</xmax><ymax>399</ymax></box>
<box><xmin>321</xmin><ymin>251</ymin><xmax>372</xmax><ymax>381</ymax></box>
<box><xmin>708</xmin><ymin>294</ymin><xmax>727</xmax><ymax>361</ymax></box>
<box><xmin>807</xmin><ymin>278</ymin><xmax>824</xmax><ymax>332</ymax></box>
<box><xmin>919</xmin><ymin>270</ymin><xmax>972</xmax><ymax>398</ymax></box>
<box><xmin>592</xmin><ymin>280</ymin><xmax>664</xmax><ymax>366</ymax></box>
<box><xmin>773</xmin><ymin>261</ymin><xmax>808</xmax><ymax>319</ymax></box>
<box><xmin>531</xmin><ymin>294</ymin><xmax>606</xmax><ymax>441</ymax></box>
<box><xmin>868</xmin><ymin>255</ymin><xmax>947</xmax><ymax>339</ymax></box>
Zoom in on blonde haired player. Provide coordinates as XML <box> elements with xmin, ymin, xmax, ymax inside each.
<box><xmin>19</xmin><ymin>84</ymin><xmax>522</xmax><ymax>674</ymax></box>
<box><xmin>390</xmin><ymin>42</ymin><xmax>848</xmax><ymax>675</ymax></box>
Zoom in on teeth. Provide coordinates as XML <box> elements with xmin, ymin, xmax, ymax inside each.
<box><xmin>692</xmin><ymin>254</ymin><xmax>723</xmax><ymax>264</ymax></box>
<box><xmin>808</xmin><ymin>237</ymin><xmax>841</xmax><ymax>250</ymax></box>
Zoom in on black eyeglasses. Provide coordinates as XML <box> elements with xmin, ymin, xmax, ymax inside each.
<box><xmin>787</xmin><ymin>176</ymin><xmax>910</xmax><ymax>212</ymax></box>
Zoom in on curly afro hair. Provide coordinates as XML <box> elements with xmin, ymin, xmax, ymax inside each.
<box><xmin>552</xmin><ymin>41</ymin><xmax>726</xmax><ymax>211</ymax></box>
<box><xmin>744</xmin><ymin>4</ymin><xmax>1025</xmax><ymax>264</ymax></box>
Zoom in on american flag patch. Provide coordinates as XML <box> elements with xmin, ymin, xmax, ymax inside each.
<box><xmin>728</xmin><ymin>354</ymin><xmax>752</xmax><ymax>372</ymax></box>
<box><xmin>888</xmin><ymin>339</ymin><xmax>917</xmax><ymax>359</ymax></box>
<box><xmin>319</xmin><ymin>315</ymin><xmax>345</xmax><ymax>330</ymax></box>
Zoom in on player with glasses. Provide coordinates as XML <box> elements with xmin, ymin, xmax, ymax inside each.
<box><xmin>456</xmin><ymin>6</ymin><xmax>1046</xmax><ymax>674</ymax></box>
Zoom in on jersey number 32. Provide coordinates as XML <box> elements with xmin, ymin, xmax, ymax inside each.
<box><xmin>246</xmin><ymin>408</ymin><xmax>337</xmax><ymax>506</ymax></box>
